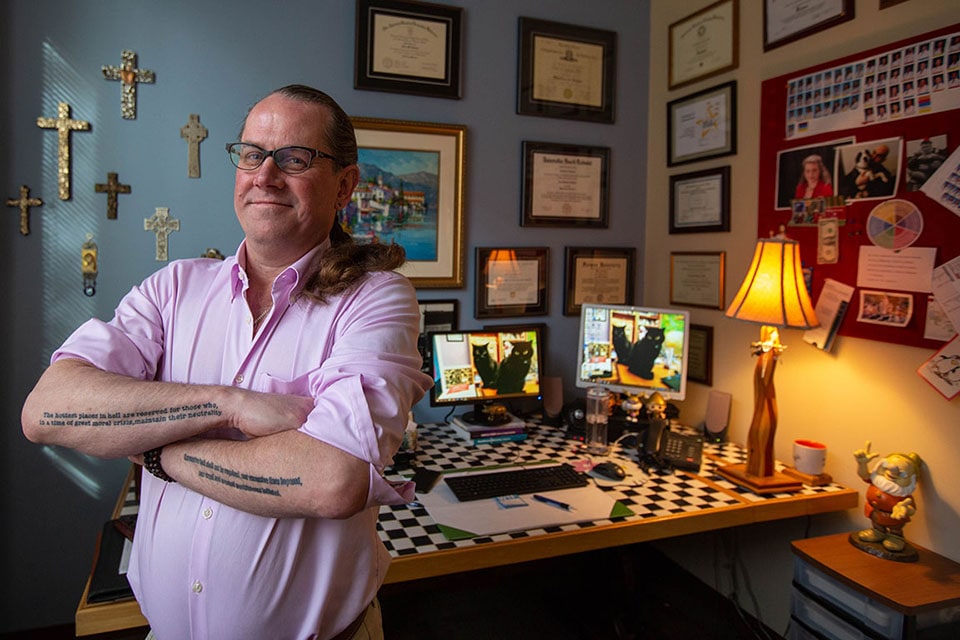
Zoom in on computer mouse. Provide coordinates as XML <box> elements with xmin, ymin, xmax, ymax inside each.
<box><xmin>593</xmin><ymin>461</ymin><xmax>626</xmax><ymax>480</ymax></box>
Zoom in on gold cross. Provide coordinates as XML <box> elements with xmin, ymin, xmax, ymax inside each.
<box><xmin>180</xmin><ymin>114</ymin><xmax>208</xmax><ymax>178</ymax></box>
<box><xmin>5</xmin><ymin>185</ymin><xmax>43</xmax><ymax>236</ymax></box>
<box><xmin>94</xmin><ymin>172</ymin><xmax>131</xmax><ymax>220</ymax></box>
<box><xmin>36</xmin><ymin>102</ymin><xmax>91</xmax><ymax>200</ymax></box>
<box><xmin>144</xmin><ymin>207</ymin><xmax>180</xmax><ymax>261</ymax></box>
<box><xmin>102</xmin><ymin>50</ymin><xmax>155</xmax><ymax>119</ymax></box>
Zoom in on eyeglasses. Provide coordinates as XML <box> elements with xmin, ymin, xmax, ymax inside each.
<box><xmin>225</xmin><ymin>142</ymin><xmax>340</xmax><ymax>175</ymax></box>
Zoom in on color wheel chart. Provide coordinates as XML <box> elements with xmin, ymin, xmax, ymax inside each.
<box><xmin>866</xmin><ymin>199</ymin><xmax>924</xmax><ymax>250</ymax></box>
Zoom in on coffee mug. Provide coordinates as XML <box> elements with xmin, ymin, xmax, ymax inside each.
<box><xmin>794</xmin><ymin>439</ymin><xmax>827</xmax><ymax>475</ymax></box>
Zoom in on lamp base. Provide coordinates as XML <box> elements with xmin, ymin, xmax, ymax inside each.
<box><xmin>715</xmin><ymin>463</ymin><xmax>803</xmax><ymax>495</ymax></box>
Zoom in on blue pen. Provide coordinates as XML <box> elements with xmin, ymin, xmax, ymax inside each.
<box><xmin>533</xmin><ymin>494</ymin><xmax>573</xmax><ymax>511</ymax></box>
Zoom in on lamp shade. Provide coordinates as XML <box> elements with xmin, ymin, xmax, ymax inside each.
<box><xmin>725</xmin><ymin>238</ymin><xmax>819</xmax><ymax>329</ymax></box>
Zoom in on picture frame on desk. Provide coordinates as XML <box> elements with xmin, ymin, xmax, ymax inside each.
<box><xmin>475</xmin><ymin>247</ymin><xmax>549</xmax><ymax>318</ymax></box>
<box><xmin>354</xmin><ymin>0</ymin><xmax>463</xmax><ymax>99</ymax></box>
<box><xmin>669</xmin><ymin>0</ymin><xmax>739</xmax><ymax>90</ymax></box>
<box><xmin>667</xmin><ymin>81</ymin><xmax>737</xmax><ymax>167</ymax></box>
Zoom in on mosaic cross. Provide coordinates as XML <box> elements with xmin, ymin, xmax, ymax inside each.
<box><xmin>144</xmin><ymin>207</ymin><xmax>179</xmax><ymax>261</ymax></box>
<box><xmin>102</xmin><ymin>49</ymin><xmax>155</xmax><ymax>119</ymax></box>
<box><xmin>180</xmin><ymin>114</ymin><xmax>208</xmax><ymax>178</ymax></box>
<box><xmin>5</xmin><ymin>185</ymin><xmax>43</xmax><ymax>236</ymax></box>
<box><xmin>94</xmin><ymin>172</ymin><xmax>131</xmax><ymax>220</ymax></box>
<box><xmin>36</xmin><ymin>102</ymin><xmax>91</xmax><ymax>200</ymax></box>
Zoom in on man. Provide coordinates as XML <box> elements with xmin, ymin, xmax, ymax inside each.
<box><xmin>22</xmin><ymin>85</ymin><xmax>433</xmax><ymax>639</ymax></box>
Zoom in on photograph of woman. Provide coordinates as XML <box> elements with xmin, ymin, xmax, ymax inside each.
<box><xmin>795</xmin><ymin>154</ymin><xmax>834</xmax><ymax>199</ymax></box>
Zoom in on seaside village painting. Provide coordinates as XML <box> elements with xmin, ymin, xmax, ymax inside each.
<box><xmin>337</xmin><ymin>147</ymin><xmax>440</xmax><ymax>263</ymax></box>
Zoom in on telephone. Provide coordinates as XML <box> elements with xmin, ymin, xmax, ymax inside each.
<box><xmin>641</xmin><ymin>419</ymin><xmax>703</xmax><ymax>473</ymax></box>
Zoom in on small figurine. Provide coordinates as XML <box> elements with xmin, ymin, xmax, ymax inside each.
<box><xmin>620</xmin><ymin>393</ymin><xmax>644</xmax><ymax>423</ymax></box>
<box><xmin>851</xmin><ymin>440</ymin><xmax>922</xmax><ymax>560</ymax></box>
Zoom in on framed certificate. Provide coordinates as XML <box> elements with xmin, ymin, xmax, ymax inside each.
<box><xmin>669</xmin><ymin>251</ymin><xmax>726</xmax><ymax>310</ymax></box>
<box><xmin>763</xmin><ymin>0</ymin><xmax>854</xmax><ymax>52</ymax></box>
<box><xmin>563</xmin><ymin>247</ymin><xmax>635</xmax><ymax>316</ymax></box>
<box><xmin>669</xmin><ymin>0</ymin><xmax>739</xmax><ymax>90</ymax></box>
<box><xmin>667</xmin><ymin>81</ymin><xmax>737</xmax><ymax>167</ymax></box>
<box><xmin>517</xmin><ymin>17</ymin><xmax>617</xmax><ymax>123</ymax></box>
<box><xmin>475</xmin><ymin>247</ymin><xmax>549</xmax><ymax>318</ymax></box>
<box><xmin>688</xmin><ymin>324</ymin><xmax>714</xmax><ymax>386</ymax></box>
<box><xmin>354</xmin><ymin>0</ymin><xmax>463</xmax><ymax>99</ymax></box>
<box><xmin>521</xmin><ymin>141</ymin><xmax>610</xmax><ymax>228</ymax></box>
<box><xmin>669</xmin><ymin>166</ymin><xmax>731</xmax><ymax>234</ymax></box>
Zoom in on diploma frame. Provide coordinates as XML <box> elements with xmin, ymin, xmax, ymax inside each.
<box><xmin>669</xmin><ymin>166</ymin><xmax>731</xmax><ymax>234</ymax></box>
<box><xmin>475</xmin><ymin>247</ymin><xmax>549</xmax><ymax>318</ymax></box>
<box><xmin>521</xmin><ymin>141</ymin><xmax>610</xmax><ymax>228</ymax></box>
<box><xmin>563</xmin><ymin>246</ymin><xmax>636</xmax><ymax>316</ymax></box>
<box><xmin>351</xmin><ymin>117</ymin><xmax>465</xmax><ymax>288</ymax></box>
<box><xmin>668</xmin><ymin>0</ymin><xmax>739</xmax><ymax>90</ymax></box>
<box><xmin>688</xmin><ymin>324</ymin><xmax>714</xmax><ymax>386</ymax></box>
<box><xmin>669</xmin><ymin>251</ymin><xmax>726</xmax><ymax>310</ymax></box>
<box><xmin>354</xmin><ymin>0</ymin><xmax>463</xmax><ymax>99</ymax></box>
<box><xmin>667</xmin><ymin>80</ymin><xmax>737</xmax><ymax>167</ymax></box>
<box><xmin>517</xmin><ymin>17</ymin><xmax>617</xmax><ymax>123</ymax></box>
<box><xmin>763</xmin><ymin>0</ymin><xmax>854</xmax><ymax>52</ymax></box>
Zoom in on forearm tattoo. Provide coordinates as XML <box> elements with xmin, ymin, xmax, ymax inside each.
<box><xmin>184</xmin><ymin>453</ymin><xmax>302</xmax><ymax>497</ymax></box>
<box><xmin>38</xmin><ymin>403</ymin><xmax>222</xmax><ymax>427</ymax></box>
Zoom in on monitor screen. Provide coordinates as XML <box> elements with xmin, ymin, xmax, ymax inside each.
<box><xmin>429</xmin><ymin>326</ymin><xmax>543</xmax><ymax>410</ymax></box>
<box><xmin>575</xmin><ymin>303</ymin><xmax>690</xmax><ymax>401</ymax></box>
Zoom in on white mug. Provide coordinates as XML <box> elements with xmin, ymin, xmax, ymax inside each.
<box><xmin>794</xmin><ymin>439</ymin><xmax>827</xmax><ymax>475</ymax></box>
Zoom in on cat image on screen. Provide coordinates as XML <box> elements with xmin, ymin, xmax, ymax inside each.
<box><xmin>495</xmin><ymin>341</ymin><xmax>534</xmax><ymax>394</ymax></box>
<box><xmin>612</xmin><ymin>325</ymin><xmax>632</xmax><ymax>362</ymax></box>
<box><xmin>473</xmin><ymin>343</ymin><xmax>498</xmax><ymax>388</ymax></box>
<box><xmin>625</xmin><ymin>327</ymin><xmax>664</xmax><ymax>380</ymax></box>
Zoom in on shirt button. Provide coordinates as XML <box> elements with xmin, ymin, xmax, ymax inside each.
<box><xmin>234</xmin><ymin>374</ymin><xmax>244</xmax><ymax>384</ymax></box>
<box><xmin>192</xmin><ymin>581</ymin><xmax>203</xmax><ymax>593</ymax></box>
<box><xmin>202</xmin><ymin>507</ymin><xmax>213</xmax><ymax>520</ymax></box>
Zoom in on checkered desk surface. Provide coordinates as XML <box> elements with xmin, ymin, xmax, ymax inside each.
<box><xmin>378</xmin><ymin>418</ymin><xmax>852</xmax><ymax>558</ymax></box>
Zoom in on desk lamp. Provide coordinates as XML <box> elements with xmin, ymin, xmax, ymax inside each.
<box><xmin>716</xmin><ymin>237</ymin><xmax>819</xmax><ymax>494</ymax></box>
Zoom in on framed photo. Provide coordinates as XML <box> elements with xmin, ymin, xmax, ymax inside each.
<box><xmin>517</xmin><ymin>17</ymin><xmax>617</xmax><ymax>123</ymax></box>
<box><xmin>521</xmin><ymin>141</ymin><xmax>610</xmax><ymax>228</ymax></box>
<box><xmin>417</xmin><ymin>299</ymin><xmax>458</xmax><ymax>374</ymax></box>
<box><xmin>667</xmin><ymin>81</ymin><xmax>737</xmax><ymax>167</ymax></box>
<box><xmin>347</xmin><ymin>117</ymin><xmax>465</xmax><ymax>288</ymax></box>
<box><xmin>763</xmin><ymin>0</ymin><xmax>854</xmax><ymax>51</ymax></box>
<box><xmin>563</xmin><ymin>247</ymin><xmax>635</xmax><ymax>316</ymax></box>
<box><xmin>669</xmin><ymin>251</ymin><xmax>726</xmax><ymax>309</ymax></box>
<box><xmin>475</xmin><ymin>247</ymin><xmax>549</xmax><ymax>318</ymax></box>
<box><xmin>354</xmin><ymin>0</ymin><xmax>463</xmax><ymax>99</ymax></box>
<box><xmin>669</xmin><ymin>166</ymin><xmax>731</xmax><ymax>234</ymax></box>
<box><xmin>688</xmin><ymin>324</ymin><xmax>714</xmax><ymax>386</ymax></box>
<box><xmin>669</xmin><ymin>0</ymin><xmax>739</xmax><ymax>90</ymax></box>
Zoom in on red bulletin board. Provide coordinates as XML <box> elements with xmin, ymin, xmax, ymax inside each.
<box><xmin>758</xmin><ymin>23</ymin><xmax>960</xmax><ymax>351</ymax></box>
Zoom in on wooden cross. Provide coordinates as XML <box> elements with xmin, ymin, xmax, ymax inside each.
<box><xmin>94</xmin><ymin>172</ymin><xmax>131</xmax><ymax>220</ymax></box>
<box><xmin>180</xmin><ymin>114</ymin><xmax>208</xmax><ymax>178</ymax></box>
<box><xmin>5</xmin><ymin>185</ymin><xmax>43</xmax><ymax>236</ymax></box>
<box><xmin>36</xmin><ymin>102</ymin><xmax>91</xmax><ymax>200</ymax></box>
<box><xmin>144</xmin><ymin>207</ymin><xmax>180</xmax><ymax>261</ymax></box>
<box><xmin>102</xmin><ymin>50</ymin><xmax>155</xmax><ymax>119</ymax></box>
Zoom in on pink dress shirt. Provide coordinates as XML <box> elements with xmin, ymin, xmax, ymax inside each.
<box><xmin>53</xmin><ymin>240</ymin><xmax>432</xmax><ymax>639</ymax></box>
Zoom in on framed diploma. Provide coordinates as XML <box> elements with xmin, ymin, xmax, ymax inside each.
<box><xmin>763</xmin><ymin>0</ymin><xmax>854</xmax><ymax>52</ymax></box>
<box><xmin>351</xmin><ymin>117</ymin><xmax>465</xmax><ymax>288</ymax></box>
<box><xmin>669</xmin><ymin>251</ymin><xmax>726</xmax><ymax>310</ymax></box>
<box><xmin>521</xmin><ymin>141</ymin><xmax>610</xmax><ymax>228</ymax></box>
<box><xmin>667</xmin><ymin>80</ymin><xmax>737</xmax><ymax>167</ymax></box>
<box><xmin>563</xmin><ymin>247</ymin><xmax>635</xmax><ymax>316</ymax></box>
<box><xmin>669</xmin><ymin>0</ymin><xmax>739</xmax><ymax>90</ymax></box>
<box><xmin>354</xmin><ymin>0</ymin><xmax>463</xmax><ymax>99</ymax></box>
<box><xmin>517</xmin><ymin>17</ymin><xmax>617</xmax><ymax>123</ymax></box>
<box><xmin>475</xmin><ymin>247</ymin><xmax>549</xmax><ymax>318</ymax></box>
<box><xmin>669</xmin><ymin>166</ymin><xmax>731</xmax><ymax>234</ymax></box>
<box><xmin>688</xmin><ymin>324</ymin><xmax>714</xmax><ymax>386</ymax></box>
<box><xmin>417</xmin><ymin>299</ymin><xmax>458</xmax><ymax>374</ymax></box>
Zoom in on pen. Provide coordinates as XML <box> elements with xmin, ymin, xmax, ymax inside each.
<box><xmin>533</xmin><ymin>494</ymin><xmax>573</xmax><ymax>511</ymax></box>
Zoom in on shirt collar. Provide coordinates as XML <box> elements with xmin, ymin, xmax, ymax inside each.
<box><xmin>229</xmin><ymin>238</ymin><xmax>331</xmax><ymax>303</ymax></box>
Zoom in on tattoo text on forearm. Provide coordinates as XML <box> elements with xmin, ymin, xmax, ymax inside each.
<box><xmin>184</xmin><ymin>454</ymin><xmax>303</xmax><ymax>497</ymax></box>
<box><xmin>37</xmin><ymin>403</ymin><xmax>222</xmax><ymax>427</ymax></box>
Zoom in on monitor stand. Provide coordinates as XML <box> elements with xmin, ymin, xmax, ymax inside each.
<box><xmin>454</xmin><ymin>402</ymin><xmax>525</xmax><ymax>429</ymax></box>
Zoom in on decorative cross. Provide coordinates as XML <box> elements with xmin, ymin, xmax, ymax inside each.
<box><xmin>102</xmin><ymin>49</ymin><xmax>155</xmax><ymax>119</ymax></box>
<box><xmin>180</xmin><ymin>114</ymin><xmax>208</xmax><ymax>178</ymax></box>
<box><xmin>36</xmin><ymin>102</ymin><xmax>91</xmax><ymax>200</ymax></box>
<box><xmin>94</xmin><ymin>172</ymin><xmax>131</xmax><ymax>220</ymax></box>
<box><xmin>144</xmin><ymin>207</ymin><xmax>180</xmax><ymax>261</ymax></box>
<box><xmin>5</xmin><ymin>185</ymin><xmax>43</xmax><ymax>236</ymax></box>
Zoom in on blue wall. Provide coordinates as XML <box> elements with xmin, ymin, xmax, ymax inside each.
<box><xmin>1</xmin><ymin>0</ymin><xmax>649</xmax><ymax>631</ymax></box>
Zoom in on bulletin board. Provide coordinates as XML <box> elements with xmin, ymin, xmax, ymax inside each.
<box><xmin>758</xmin><ymin>23</ymin><xmax>960</xmax><ymax>351</ymax></box>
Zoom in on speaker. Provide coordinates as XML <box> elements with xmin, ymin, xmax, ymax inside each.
<box><xmin>562</xmin><ymin>397</ymin><xmax>586</xmax><ymax>439</ymax></box>
<box><xmin>703</xmin><ymin>390</ymin><xmax>732</xmax><ymax>443</ymax></box>
<box><xmin>541</xmin><ymin>376</ymin><xmax>564</xmax><ymax>424</ymax></box>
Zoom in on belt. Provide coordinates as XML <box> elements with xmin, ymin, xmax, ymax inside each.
<box><xmin>328</xmin><ymin>603</ymin><xmax>368</xmax><ymax>640</ymax></box>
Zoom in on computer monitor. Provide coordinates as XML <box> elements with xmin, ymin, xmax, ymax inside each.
<box><xmin>429</xmin><ymin>326</ymin><xmax>543</xmax><ymax>425</ymax></box>
<box><xmin>575</xmin><ymin>303</ymin><xmax>690</xmax><ymax>401</ymax></box>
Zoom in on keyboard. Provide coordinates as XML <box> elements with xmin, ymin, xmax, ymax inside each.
<box><xmin>444</xmin><ymin>463</ymin><xmax>589</xmax><ymax>502</ymax></box>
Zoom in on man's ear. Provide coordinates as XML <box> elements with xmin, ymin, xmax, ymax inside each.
<box><xmin>337</xmin><ymin>165</ymin><xmax>361</xmax><ymax>205</ymax></box>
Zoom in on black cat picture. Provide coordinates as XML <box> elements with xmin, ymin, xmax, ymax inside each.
<box><xmin>624</xmin><ymin>327</ymin><xmax>665</xmax><ymax>380</ymax></box>
<box><xmin>495</xmin><ymin>341</ymin><xmax>534</xmax><ymax>394</ymax></box>
<box><xmin>473</xmin><ymin>343</ymin><xmax>498</xmax><ymax>388</ymax></box>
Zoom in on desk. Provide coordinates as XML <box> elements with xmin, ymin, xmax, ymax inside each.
<box><xmin>76</xmin><ymin>419</ymin><xmax>857</xmax><ymax>636</ymax></box>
